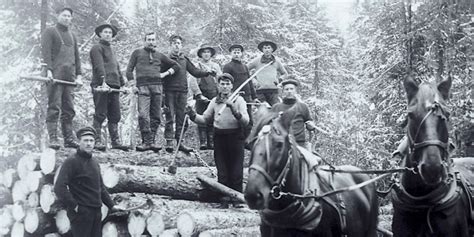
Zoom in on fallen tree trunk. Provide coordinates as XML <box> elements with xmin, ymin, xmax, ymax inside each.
<box><xmin>176</xmin><ymin>208</ymin><xmax>260</xmax><ymax>236</ymax></box>
<box><xmin>198</xmin><ymin>226</ymin><xmax>260</xmax><ymax>237</ymax></box>
<box><xmin>197</xmin><ymin>175</ymin><xmax>245</xmax><ymax>203</ymax></box>
<box><xmin>103</xmin><ymin>165</ymin><xmax>218</xmax><ymax>201</ymax></box>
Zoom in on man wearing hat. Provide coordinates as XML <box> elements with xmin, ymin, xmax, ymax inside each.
<box><xmin>41</xmin><ymin>7</ymin><xmax>83</xmax><ymax>149</ymax></box>
<box><xmin>54</xmin><ymin>126</ymin><xmax>122</xmax><ymax>237</ymax></box>
<box><xmin>271</xmin><ymin>78</ymin><xmax>316</xmax><ymax>149</ymax></box>
<box><xmin>186</xmin><ymin>73</ymin><xmax>249</xmax><ymax>206</ymax></box>
<box><xmin>223</xmin><ymin>44</ymin><xmax>257</xmax><ymax>140</ymax></box>
<box><xmin>248</xmin><ymin>40</ymin><xmax>288</xmax><ymax>106</ymax></box>
<box><xmin>194</xmin><ymin>43</ymin><xmax>222</xmax><ymax>150</ymax></box>
<box><xmin>126</xmin><ymin>32</ymin><xmax>180</xmax><ymax>152</ymax></box>
<box><xmin>163</xmin><ymin>35</ymin><xmax>215</xmax><ymax>153</ymax></box>
<box><xmin>89</xmin><ymin>23</ymin><xmax>129</xmax><ymax>151</ymax></box>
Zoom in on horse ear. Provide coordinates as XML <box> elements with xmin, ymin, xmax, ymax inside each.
<box><xmin>437</xmin><ymin>76</ymin><xmax>452</xmax><ymax>100</ymax></box>
<box><xmin>404</xmin><ymin>75</ymin><xmax>418</xmax><ymax>102</ymax></box>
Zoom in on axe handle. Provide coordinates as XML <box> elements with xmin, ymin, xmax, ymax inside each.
<box><xmin>20</xmin><ymin>75</ymin><xmax>77</xmax><ymax>86</ymax></box>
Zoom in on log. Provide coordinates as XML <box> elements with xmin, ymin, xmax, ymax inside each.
<box><xmin>40</xmin><ymin>184</ymin><xmax>56</xmax><ymax>213</ymax></box>
<box><xmin>112</xmin><ymin>193</ymin><xmax>220</xmax><ymax>229</ymax></box>
<box><xmin>17</xmin><ymin>153</ymin><xmax>40</xmax><ymax>180</ymax></box>
<box><xmin>198</xmin><ymin>226</ymin><xmax>260</xmax><ymax>237</ymax></box>
<box><xmin>127</xmin><ymin>210</ymin><xmax>147</xmax><ymax>237</ymax></box>
<box><xmin>11</xmin><ymin>221</ymin><xmax>24</xmax><ymax>237</ymax></box>
<box><xmin>146</xmin><ymin>211</ymin><xmax>165</xmax><ymax>237</ymax></box>
<box><xmin>102</xmin><ymin>221</ymin><xmax>130</xmax><ymax>237</ymax></box>
<box><xmin>12</xmin><ymin>180</ymin><xmax>29</xmax><ymax>203</ymax></box>
<box><xmin>12</xmin><ymin>201</ymin><xmax>25</xmax><ymax>222</ymax></box>
<box><xmin>24</xmin><ymin>171</ymin><xmax>44</xmax><ymax>193</ymax></box>
<box><xmin>0</xmin><ymin>206</ymin><xmax>14</xmax><ymax>231</ymax></box>
<box><xmin>40</xmin><ymin>148</ymin><xmax>56</xmax><ymax>175</ymax></box>
<box><xmin>55</xmin><ymin>209</ymin><xmax>70</xmax><ymax>234</ymax></box>
<box><xmin>26</xmin><ymin>192</ymin><xmax>39</xmax><ymax>208</ymax></box>
<box><xmin>176</xmin><ymin>209</ymin><xmax>261</xmax><ymax>237</ymax></box>
<box><xmin>0</xmin><ymin>186</ymin><xmax>12</xmax><ymax>207</ymax></box>
<box><xmin>197</xmin><ymin>174</ymin><xmax>245</xmax><ymax>203</ymax></box>
<box><xmin>104</xmin><ymin>164</ymin><xmax>217</xmax><ymax>201</ymax></box>
<box><xmin>161</xmin><ymin>228</ymin><xmax>179</xmax><ymax>237</ymax></box>
<box><xmin>24</xmin><ymin>207</ymin><xmax>55</xmax><ymax>234</ymax></box>
<box><xmin>3</xmin><ymin>168</ymin><xmax>19</xmax><ymax>188</ymax></box>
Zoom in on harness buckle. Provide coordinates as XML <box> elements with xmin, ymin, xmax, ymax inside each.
<box><xmin>271</xmin><ymin>186</ymin><xmax>282</xmax><ymax>200</ymax></box>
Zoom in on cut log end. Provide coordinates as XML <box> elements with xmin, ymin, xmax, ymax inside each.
<box><xmin>127</xmin><ymin>210</ymin><xmax>146</xmax><ymax>236</ymax></box>
<box><xmin>176</xmin><ymin>212</ymin><xmax>195</xmax><ymax>236</ymax></box>
<box><xmin>102</xmin><ymin>165</ymin><xmax>120</xmax><ymax>189</ymax></box>
<box><xmin>146</xmin><ymin>211</ymin><xmax>164</xmax><ymax>236</ymax></box>
<box><xmin>24</xmin><ymin>208</ymin><xmax>39</xmax><ymax>233</ymax></box>
<box><xmin>3</xmin><ymin>169</ymin><xmax>19</xmax><ymax>188</ymax></box>
<box><xmin>160</xmin><ymin>228</ymin><xmax>179</xmax><ymax>237</ymax></box>
<box><xmin>27</xmin><ymin>192</ymin><xmax>39</xmax><ymax>208</ymax></box>
<box><xmin>12</xmin><ymin>202</ymin><xmax>25</xmax><ymax>222</ymax></box>
<box><xmin>11</xmin><ymin>221</ymin><xmax>24</xmax><ymax>237</ymax></box>
<box><xmin>40</xmin><ymin>184</ymin><xmax>55</xmax><ymax>213</ymax></box>
<box><xmin>55</xmin><ymin>209</ymin><xmax>70</xmax><ymax>234</ymax></box>
<box><xmin>40</xmin><ymin>148</ymin><xmax>56</xmax><ymax>175</ymax></box>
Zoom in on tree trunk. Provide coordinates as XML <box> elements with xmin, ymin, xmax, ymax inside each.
<box><xmin>40</xmin><ymin>0</ymin><xmax>48</xmax><ymax>34</ymax></box>
<box><xmin>196</xmin><ymin>174</ymin><xmax>245</xmax><ymax>203</ymax></box>
<box><xmin>198</xmin><ymin>226</ymin><xmax>260</xmax><ymax>237</ymax></box>
<box><xmin>176</xmin><ymin>209</ymin><xmax>260</xmax><ymax>236</ymax></box>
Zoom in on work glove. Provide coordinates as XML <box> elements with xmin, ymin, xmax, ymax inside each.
<box><xmin>185</xmin><ymin>105</ymin><xmax>197</xmax><ymax>121</ymax></box>
<box><xmin>305</xmin><ymin>121</ymin><xmax>317</xmax><ymax>131</ymax></box>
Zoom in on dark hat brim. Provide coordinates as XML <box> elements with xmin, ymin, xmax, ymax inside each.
<box><xmin>197</xmin><ymin>47</ymin><xmax>216</xmax><ymax>58</ymax></box>
<box><xmin>95</xmin><ymin>24</ymin><xmax>118</xmax><ymax>37</ymax></box>
<box><xmin>281</xmin><ymin>79</ymin><xmax>300</xmax><ymax>87</ymax></box>
<box><xmin>258</xmin><ymin>41</ymin><xmax>277</xmax><ymax>52</ymax></box>
<box><xmin>76</xmin><ymin>127</ymin><xmax>97</xmax><ymax>139</ymax></box>
<box><xmin>228</xmin><ymin>44</ymin><xmax>244</xmax><ymax>52</ymax></box>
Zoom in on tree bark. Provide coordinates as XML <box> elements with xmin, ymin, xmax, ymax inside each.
<box><xmin>198</xmin><ymin>226</ymin><xmax>260</xmax><ymax>237</ymax></box>
<box><xmin>197</xmin><ymin>174</ymin><xmax>245</xmax><ymax>203</ymax></box>
<box><xmin>176</xmin><ymin>209</ymin><xmax>260</xmax><ymax>236</ymax></box>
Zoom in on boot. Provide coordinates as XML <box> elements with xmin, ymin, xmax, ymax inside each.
<box><xmin>47</xmin><ymin>122</ymin><xmax>60</xmax><ymax>150</ymax></box>
<box><xmin>206</xmin><ymin>129</ymin><xmax>214</xmax><ymax>150</ymax></box>
<box><xmin>150</xmin><ymin>126</ymin><xmax>162</xmax><ymax>152</ymax></box>
<box><xmin>165</xmin><ymin>139</ymin><xmax>174</xmax><ymax>153</ymax></box>
<box><xmin>108</xmin><ymin>123</ymin><xmax>130</xmax><ymax>151</ymax></box>
<box><xmin>93</xmin><ymin>119</ymin><xmax>106</xmax><ymax>151</ymax></box>
<box><xmin>178</xmin><ymin>139</ymin><xmax>194</xmax><ymax>153</ymax></box>
<box><xmin>198</xmin><ymin>127</ymin><xmax>207</xmax><ymax>150</ymax></box>
<box><xmin>62</xmin><ymin>122</ymin><xmax>78</xmax><ymax>148</ymax></box>
<box><xmin>136</xmin><ymin>131</ymin><xmax>152</xmax><ymax>152</ymax></box>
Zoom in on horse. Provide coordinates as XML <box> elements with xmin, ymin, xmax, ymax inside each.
<box><xmin>391</xmin><ymin>76</ymin><xmax>472</xmax><ymax>237</ymax></box>
<box><xmin>244</xmin><ymin>105</ymin><xmax>379</xmax><ymax>237</ymax></box>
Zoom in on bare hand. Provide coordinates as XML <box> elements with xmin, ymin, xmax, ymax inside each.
<box><xmin>47</xmin><ymin>70</ymin><xmax>53</xmax><ymax>79</ymax></box>
<box><xmin>75</xmin><ymin>75</ymin><xmax>84</xmax><ymax>86</ymax></box>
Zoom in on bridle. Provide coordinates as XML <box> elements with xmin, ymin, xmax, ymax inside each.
<box><xmin>248</xmin><ymin>124</ymin><xmax>295</xmax><ymax>200</ymax></box>
<box><xmin>406</xmin><ymin>100</ymin><xmax>450</xmax><ymax>171</ymax></box>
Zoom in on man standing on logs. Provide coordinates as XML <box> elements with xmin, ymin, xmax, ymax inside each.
<box><xmin>223</xmin><ymin>44</ymin><xmax>258</xmax><ymax>140</ymax></box>
<box><xmin>163</xmin><ymin>35</ymin><xmax>216</xmax><ymax>153</ymax></box>
<box><xmin>54</xmin><ymin>126</ymin><xmax>121</xmax><ymax>237</ymax></box>
<box><xmin>248</xmin><ymin>40</ymin><xmax>288</xmax><ymax>106</ymax></box>
<box><xmin>271</xmin><ymin>79</ymin><xmax>316</xmax><ymax>149</ymax></box>
<box><xmin>186</xmin><ymin>73</ymin><xmax>249</xmax><ymax>207</ymax></box>
<box><xmin>90</xmin><ymin>23</ymin><xmax>129</xmax><ymax>151</ymax></box>
<box><xmin>195</xmin><ymin>44</ymin><xmax>221</xmax><ymax>150</ymax></box>
<box><xmin>41</xmin><ymin>7</ymin><xmax>83</xmax><ymax>150</ymax></box>
<box><xmin>126</xmin><ymin>32</ymin><xmax>180</xmax><ymax>152</ymax></box>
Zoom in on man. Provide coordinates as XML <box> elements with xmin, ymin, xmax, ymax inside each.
<box><xmin>163</xmin><ymin>35</ymin><xmax>215</xmax><ymax>153</ymax></box>
<box><xmin>248</xmin><ymin>40</ymin><xmax>288</xmax><ymax>106</ymax></box>
<box><xmin>54</xmin><ymin>126</ymin><xmax>121</xmax><ymax>237</ymax></box>
<box><xmin>186</xmin><ymin>73</ymin><xmax>249</xmax><ymax>204</ymax></box>
<box><xmin>195</xmin><ymin>43</ymin><xmax>222</xmax><ymax>150</ymax></box>
<box><xmin>223</xmin><ymin>44</ymin><xmax>257</xmax><ymax>140</ymax></box>
<box><xmin>271</xmin><ymin>79</ymin><xmax>316</xmax><ymax>149</ymax></box>
<box><xmin>41</xmin><ymin>7</ymin><xmax>83</xmax><ymax>149</ymax></box>
<box><xmin>89</xmin><ymin>23</ymin><xmax>129</xmax><ymax>151</ymax></box>
<box><xmin>126</xmin><ymin>32</ymin><xmax>180</xmax><ymax>152</ymax></box>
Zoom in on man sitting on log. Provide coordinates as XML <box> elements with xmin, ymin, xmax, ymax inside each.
<box><xmin>271</xmin><ymin>78</ymin><xmax>316</xmax><ymax>150</ymax></box>
<box><xmin>126</xmin><ymin>32</ymin><xmax>180</xmax><ymax>152</ymax></box>
<box><xmin>54</xmin><ymin>126</ymin><xmax>121</xmax><ymax>237</ymax></box>
<box><xmin>90</xmin><ymin>23</ymin><xmax>129</xmax><ymax>151</ymax></box>
<box><xmin>186</xmin><ymin>73</ymin><xmax>249</xmax><ymax>207</ymax></box>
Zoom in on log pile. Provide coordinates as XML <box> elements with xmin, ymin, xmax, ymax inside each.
<box><xmin>0</xmin><ymin>147</ymin><xmax>261</xmax><ymax>236</ymax></box>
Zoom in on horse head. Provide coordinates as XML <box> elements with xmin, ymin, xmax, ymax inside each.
<box><xmin>404</xmin><ymin>75</ymin><xmax>451</xmax><ymax>186</ymax></box>
<box><xmin>244</xmin><ymin>106</ymin><xmax>297</xmax><ymax>210</ymax></box>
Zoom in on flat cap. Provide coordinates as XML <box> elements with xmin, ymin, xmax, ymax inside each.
<box><xmin>76</xmin><ymin>126</ymin><xmax>96</xmax><ymax>139</ymax></box>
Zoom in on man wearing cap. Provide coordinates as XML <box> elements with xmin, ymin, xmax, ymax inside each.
<box><xmin>186</xmin><ymin>73</ymin><xmax>249</xmax><ymax>204</ymax></box>
<box><xmin>194</xmin><ymin>43</ymin><xmax>222</xmax><ymax>150</ymax></box>
<box><xmin>248</xmin><ymin>40</ymin><xmax>288</xmax><ymax>106</ymax></box>
<box><xmin>223</xmin><ymin>44</ymin><xmax>257</xmax><ymax>140</ymax></box>
<box><xmin>126</xmin><ymin>32</ymin><xmax>180</xmax><ymax>152</ymax></box>
<box><xmin>41</xmin><ymin>7</ymin><xmax>83</xmax><ymax>149</ymax></box>
<box><xmin>163</xmin><ymin>35</ymin><xmax>215</xmax><ymax>153</ymax></box>
<box><xmin>271</xmin><ymin>78</ymin><xmax>316</xmax><ymax>149</ymax></box>
<box><xmin>54</xmin><ymin>126</ymin><xmax>122</xmax><ymax>237</ymax></box>
<box><xmin>89</xmin><ymin>23</ymin><xmax>129</xmax><ymax>151</ymax></box>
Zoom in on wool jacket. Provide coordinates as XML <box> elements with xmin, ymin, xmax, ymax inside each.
<box><xmin>54</xmin><ymin>149</ymin><xmax>115</xmax><ymax>210</ymax></box>
<box><xmin>163</xmin><ymin>52</ymin><xmax>210</xmax><ymax>92</ymax></box>
<box><xmin>90</xmin><ymin>39</ymin><xmax>124</xmax><ymax>88</ymax></box>
<box><xmin>194</xmin><ymin>95</ymin><xmax>249</xmax><ymax>130</ymax></box>
<box><xmin>126</xmin><ymin>47</ymin><xmax>180</xmax><ymax>87</ymax></box>
<box><xmin>271</xmin><ymin>99</ymin><xmax>312</xmax><ymax>143</ymax></box>
<box><xmin>222</xmin><ymin>59</ymin><xmax>256</xmax><ymax>101</ymax></box>
<box><xmin>247</xmin><ymin>55</ymin><xmax>287</xmax><ymax>90</ymax></box>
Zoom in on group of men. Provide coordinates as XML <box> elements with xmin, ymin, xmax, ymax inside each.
<box><xmin>44</xmin><ymin>7</ymin><xmax>317</xmax><ymax>236</ymax></box>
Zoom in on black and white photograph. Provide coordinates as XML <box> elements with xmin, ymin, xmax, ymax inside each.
<box><xmin>0</xmin><ymin>0</ymin><xmax>473</xmax><ymax>236</ymax></box>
